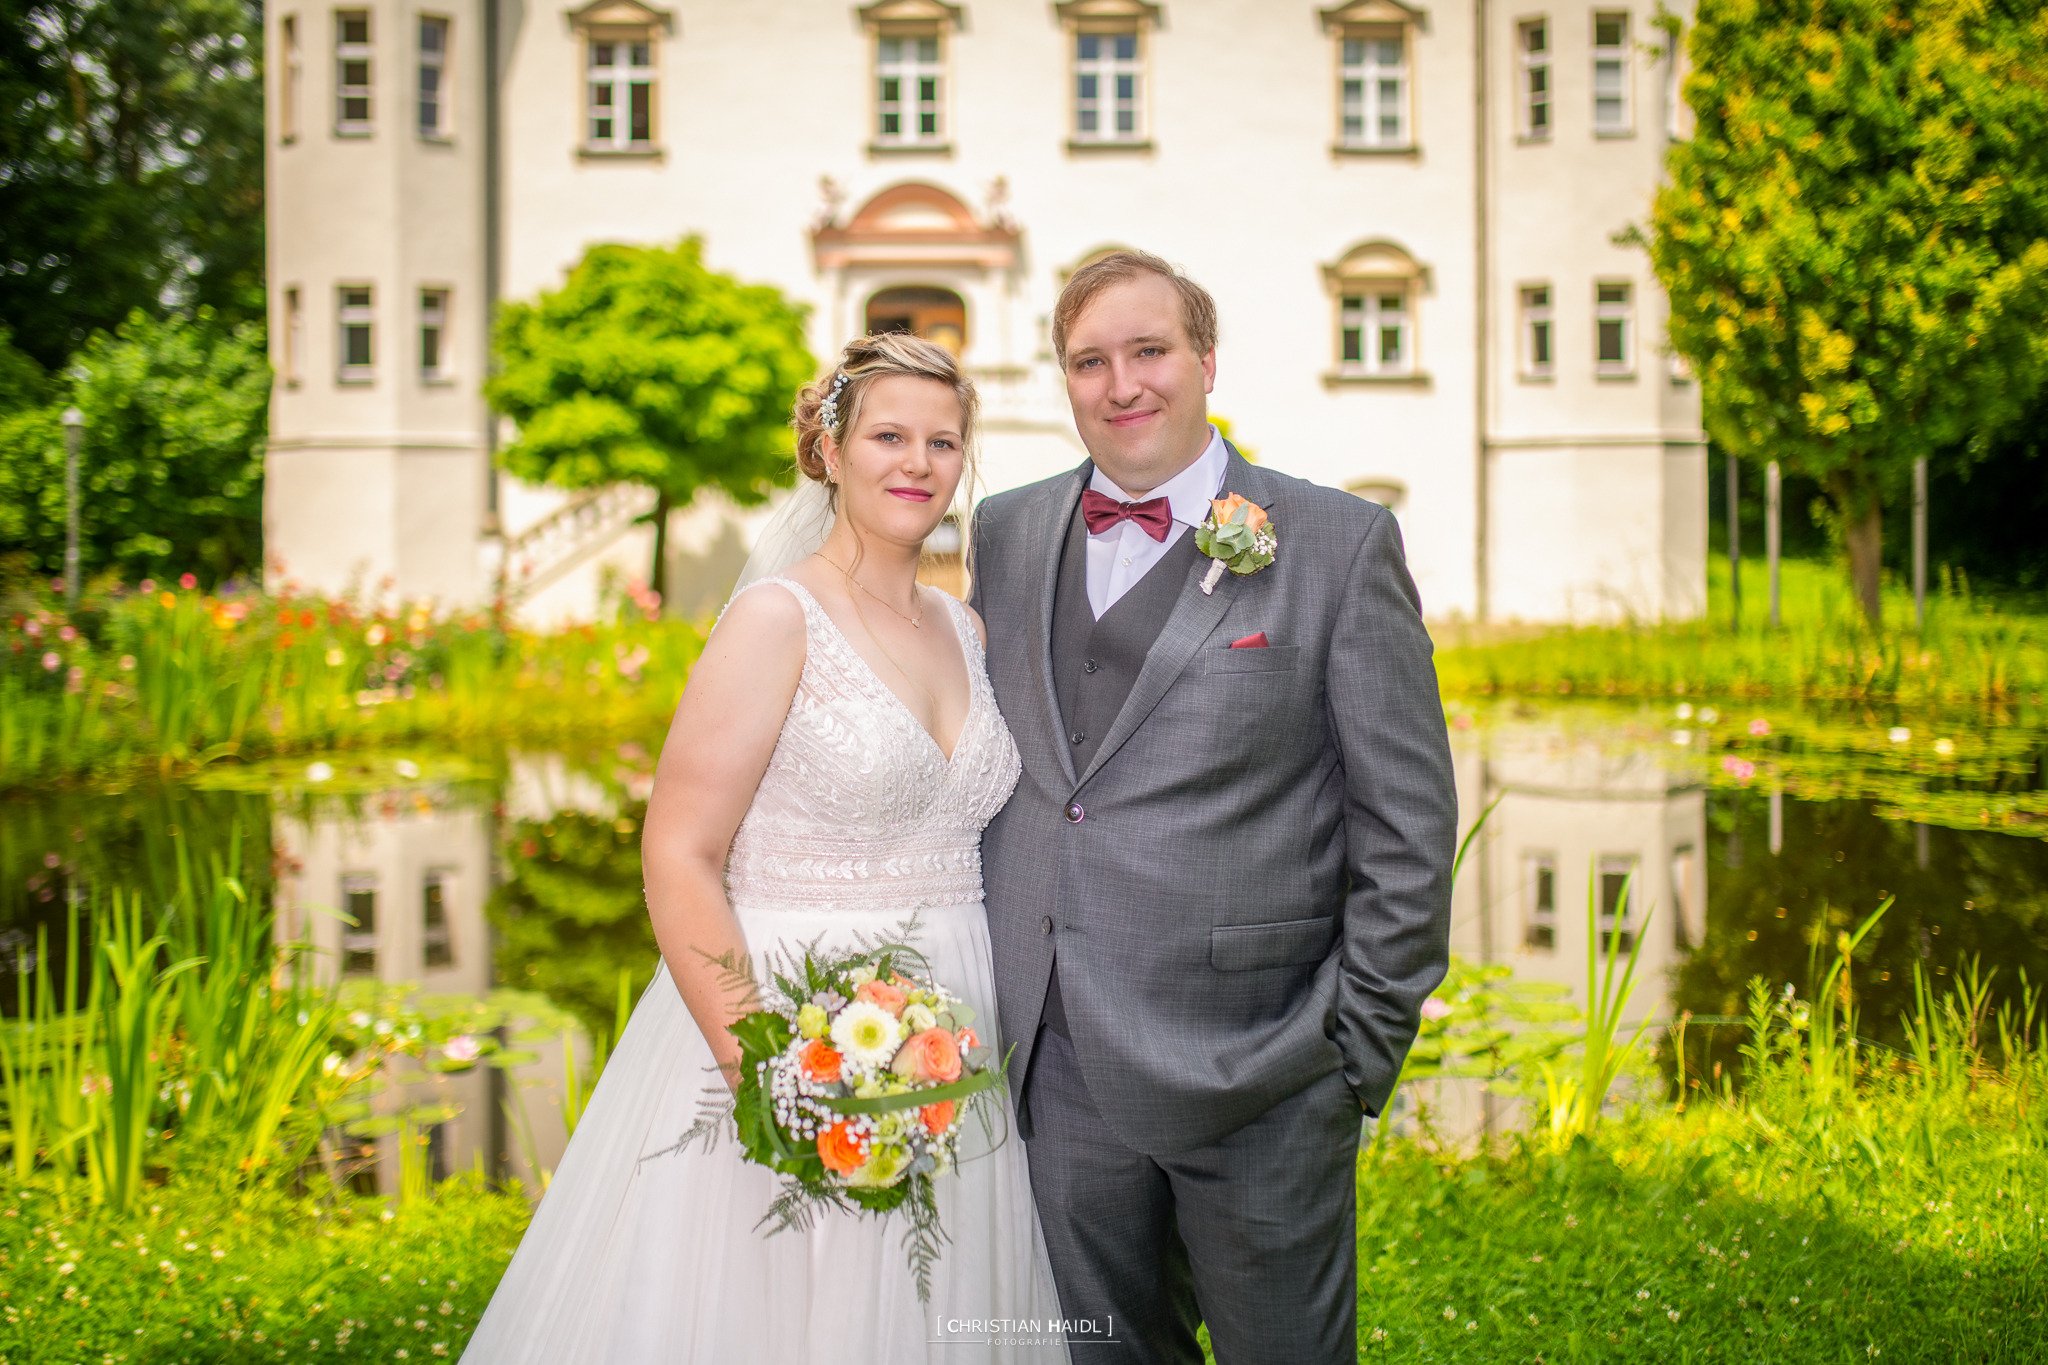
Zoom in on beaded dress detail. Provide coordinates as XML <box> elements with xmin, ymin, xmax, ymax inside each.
<box><xmin>724</xmin><ymin>577</ymin><xmax>1020</xmax><ymax>914</ymax></box>
<box><xmin>461</xmin><ymin>577</ymin><xmax>1065</xmax><ymax>1365</ymax></box>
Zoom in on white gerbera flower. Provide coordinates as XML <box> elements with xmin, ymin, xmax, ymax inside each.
<box><xmin>831</xmin><ymin>1001</ymin><xmax>905</xmax><ymax>1069</ymax></box>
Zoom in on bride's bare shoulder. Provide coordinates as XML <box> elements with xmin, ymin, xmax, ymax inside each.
<box><xmin>699</xmin><ymin>581</ymin><xmax>808</xmax><ymax>680</ymax></box>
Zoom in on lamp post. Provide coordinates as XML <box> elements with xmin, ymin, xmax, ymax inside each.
<box><xmin>61</xmin><ymin>407</ymin><xmax>82</xmax><ymax>606</ymax></box>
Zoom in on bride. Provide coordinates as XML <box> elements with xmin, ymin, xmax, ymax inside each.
<box><xmin>461</xmin><ymin>334</ymin><xmax>1069</xmax><ymax>1363</ymax></box>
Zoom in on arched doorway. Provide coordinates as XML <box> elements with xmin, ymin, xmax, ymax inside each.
<box><xmin>865</xmin><ymin>285</ymin><xmax>967</xmax><ymax>355</ymax></box>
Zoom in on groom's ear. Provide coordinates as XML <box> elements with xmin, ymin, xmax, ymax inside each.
<box><xmin>1200</xmin><ymin>347</ymin><xmax>1217</xmax><ymax>395</ymax></box>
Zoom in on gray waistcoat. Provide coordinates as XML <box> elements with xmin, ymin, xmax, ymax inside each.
<box><xmin>1039</xmin><ymin>500</ymin><xmax>1202</xmax><ymax>1035</ymax></box>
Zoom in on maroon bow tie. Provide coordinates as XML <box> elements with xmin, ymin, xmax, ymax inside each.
<box><xmin>1081</xmin><ymin>489</ymin><xmax>1173</xmax><ymax>541</ymax></box>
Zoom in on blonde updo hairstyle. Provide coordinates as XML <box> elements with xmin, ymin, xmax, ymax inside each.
<box><xmin>791</xmin><ymin>331</ymin><xmax>981</xmax><ymax>503</ymax></box>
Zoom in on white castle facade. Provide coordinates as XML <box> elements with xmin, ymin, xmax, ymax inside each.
<box><xmin>264</xmin><ymin>0</ymin><xmax>1706</xmax><ymax>623</ymax></box>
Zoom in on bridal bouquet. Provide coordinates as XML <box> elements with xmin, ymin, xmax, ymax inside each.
<box><xmin>675</xmin><ymin>934</ymin><xmax>1007</xmax><ymax>1300</ymax></box>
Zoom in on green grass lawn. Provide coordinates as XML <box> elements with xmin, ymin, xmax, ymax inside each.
<box><xmin>0</xmin><ymin>1177</ymin><xmax>528</xmax><ymax>1363</ymax></box>
<box><xmin>8</xmin><ymin>1106</ymin><xmax>2041</xmax><ymax>1364</ymax></box>
<box><xmin>1352</xmin><ymin>1133</ymin><xmax>2044</xmax><ymax>1363</ymax></box>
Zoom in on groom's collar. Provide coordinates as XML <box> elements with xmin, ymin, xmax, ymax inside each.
<box><xmin>1086</xmin><ymin>425</ymin><xmax>1230</xmax><ymax>530</ymax></box>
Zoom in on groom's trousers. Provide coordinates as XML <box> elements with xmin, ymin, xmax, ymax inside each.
<box><xmin>1022</xmin><ymin>1024</ymin><xmax>1360</xmax><ymax>1365</ymax></box>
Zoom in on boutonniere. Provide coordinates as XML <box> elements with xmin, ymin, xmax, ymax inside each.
<box><xmin>1194</xmin><ymin>493</ymin><xmax>1278</xmax><ymax>595</ymax></box>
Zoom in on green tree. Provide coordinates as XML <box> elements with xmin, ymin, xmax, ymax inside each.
<box><xmin>0</xmin><ymin>309</ymin><xmax>269</xmax><ymax>586</ymax></box>
<box><xmin>0</xmin><ymin>0</ymin><xmax>265</xmax><ymax>367</ymax></box>
<box><xmin>490</xmin><ymin>806</ymin><xmax>660</xmax><ymax>1049</ymax></box>
<box><xmin>487</xmin><ymin>238</ymin><xmax>814</xmax><ymax>601</ymax></box>
<box><xmin>1649</xmin><ymin>0</ymin><xmax>2048</xmax><ymax>622</ymax></box>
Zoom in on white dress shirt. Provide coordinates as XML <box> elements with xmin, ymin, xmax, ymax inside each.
<box><xmin>1085</xmin><ymin>425</ymin><xmax>1231</xmax><ymax>619</ymax></box>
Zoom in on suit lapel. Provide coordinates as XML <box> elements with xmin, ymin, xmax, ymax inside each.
<box><xmin>1034</xmin><ymin>461</ymin><xmax>1090</xmax><ymax>788</ymax></box>
<box><xmin>1072</xmin><ymin>447</ymin><xmax>1277</xmax><ymax>790</ymax></box>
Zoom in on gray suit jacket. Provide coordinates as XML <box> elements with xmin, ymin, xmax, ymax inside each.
<box><xmin>970</xmin><ymin>448</ymin><xmax>1456</xmax><ymax>1155</ymax></box>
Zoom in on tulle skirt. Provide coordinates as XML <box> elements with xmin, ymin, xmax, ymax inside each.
<box><xmin>460</xmin><ymin>902</ymin><xmax>1070</xmax><ymax>1364</ymax></box>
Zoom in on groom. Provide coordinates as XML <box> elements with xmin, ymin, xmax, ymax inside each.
<box><xmin>970</xmin><ymin>251</ymin><xmax>1456</xmax><ymax>1364</ymax></box>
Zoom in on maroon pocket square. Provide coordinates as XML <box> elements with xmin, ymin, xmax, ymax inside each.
<box><xmin>1229</xmin><ymin>632</ymin><xmax>1270</xmax><ymax>649</ymax></box>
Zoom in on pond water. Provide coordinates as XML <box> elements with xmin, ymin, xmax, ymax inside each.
<box><xmin>4</xmin><ymin>704</ymin><xmax>2045</xmax><ymax>1178</ymax></box>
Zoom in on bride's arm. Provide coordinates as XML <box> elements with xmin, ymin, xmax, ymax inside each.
<box><xmin>640</xmin><ymin>584</ymin><xmax>807</xmax><ymax>1089</ymax></box>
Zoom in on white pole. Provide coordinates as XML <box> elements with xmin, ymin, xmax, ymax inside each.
<box><xmin>1912</xmin><ymin>457</ymin><xmax>1928</xmax><ymax>630</ymax></box>
<box><xmin>1766</xmin><ymin>461</ymin><xmax>1781</xmax><ymax>629</ymax></box>
<box><xmin>61</xmin><ymin>407</ymin><xmax>83</xmax><ymax>605</ymax></box>
<box><xmin>1727</xmin><ymin>456</ymin><xmax>1740</xmax><ymax>630</ymax></box>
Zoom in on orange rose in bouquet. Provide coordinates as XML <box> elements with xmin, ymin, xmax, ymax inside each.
<box><xmin>817</xmin><ymin>1120</ymin><xmax>865</xmax><ymax>1174</ymax></box>
<box><xmin>856</xmin><ymin>979</ymin><xmax>909</xmax><ymax>1017</ymax></box>
<box><xmin>798</xmin><ymin>1039</ymin><xmax>843</xmax><ymax>1084</ymax></box>
<box><xmin>892</xmin><ymin>1027</ymin><xmax>963</xmax><ymax>1084</ymax></box>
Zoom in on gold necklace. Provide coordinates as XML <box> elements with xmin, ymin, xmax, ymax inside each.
<box><xmin>819</xmin><ymin>554</ymin><xmax>923</xmax><ymax>628</ymax></box>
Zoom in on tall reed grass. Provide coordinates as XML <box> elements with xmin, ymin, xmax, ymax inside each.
<box><xmin>0</xmin><ymin>829</ymin><xmax>522</xmax><ymax>1209</ymax></box>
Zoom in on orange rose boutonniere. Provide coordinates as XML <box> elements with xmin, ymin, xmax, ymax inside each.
<box><xmin>1194</xmin><ymin>492</ymin><xmax>1278</xmax><ymax>594</ymax></box>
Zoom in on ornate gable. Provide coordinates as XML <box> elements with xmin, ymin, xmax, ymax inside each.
<box><xmin>812</xmin><ymin>182</ymin><xmax>1020</xmax><ymax>271</ymax></box>
<box><xmin>565</xmin><ymin>0</ymin><xmax>673</xmax><ymax>32</ymax></box>
<box><xmin>856</xmin><ymin>0</ymin><xmax>963</xmax><ymax>28</ymax></box>
<box><xmin>1054</xmin><ymin>0</ymin><xmax>1163</xmax><ymax>25</ymax></box>
<box><xmin>1319</xmin><ymin>0</ymin><xmax>1426</xmax><ymax>31</ymax></box>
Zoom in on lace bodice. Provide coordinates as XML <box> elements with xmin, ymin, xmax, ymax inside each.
<box><xmin>722</xmin><ymin>578</ymin><xmax>1021</xmax><ymax>913</ymax></box>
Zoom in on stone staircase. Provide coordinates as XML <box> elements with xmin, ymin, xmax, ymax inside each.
<box><xmin>496</xmin><ymin>483</ymin><xmax>659</xmax><ymax>602</ymax></box>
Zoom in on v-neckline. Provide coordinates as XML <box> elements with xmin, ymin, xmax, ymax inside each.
<box><xmin>784</xmin><ymin>580</ymin><xmax>977</xmax><ymax>766</ymax></box>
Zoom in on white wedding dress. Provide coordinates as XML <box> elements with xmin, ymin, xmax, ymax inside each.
<box><xmin>462</xmin><ymin>578</ymin><xmax>1069</xmax><ymax>1364</ymax></box>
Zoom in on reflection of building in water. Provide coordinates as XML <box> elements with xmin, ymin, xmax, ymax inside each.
<box><xmin>274</xmin><ymin>777</ymin><xmax>578</xmax><ymax>1195</ymax></box>
<box><xmin>1429</xmin><ymin>715</ymin><xmax>1705</xmax><ymax>1137</ymax></box>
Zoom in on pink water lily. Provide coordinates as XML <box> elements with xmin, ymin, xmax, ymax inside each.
<box><xmin>1420</xmin><ymin>998</ymin><xmax>1454</xmax><ymax>1021</ymax></box>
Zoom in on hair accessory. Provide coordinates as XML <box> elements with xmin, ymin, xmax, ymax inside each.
<box><xmin>818</xmin><ymin>371</ymin><xmax>851</xmax><ymax>433</ymax></box>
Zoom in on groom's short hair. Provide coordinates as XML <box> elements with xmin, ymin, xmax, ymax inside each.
<box><xmin>1052</xmin><ymin>249</ymin><xmax>1218</xmax><ymax>368</ymax></box>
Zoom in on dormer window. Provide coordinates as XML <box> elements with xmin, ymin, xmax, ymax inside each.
<box><xmin>1057</xmin><ymin>0</ymin><xmax>1159</xmax><ymax>151</ymax></box>
<box><xmin>860</xmin><ymin>1</ymin><xmax>960</xmax><ymax>154</ymax></box>
<box><xmin>567</xmin><ymin>0</ymin><xmax>672</xmax><ymax>158</ymax></box>
<box><xmin>1322</xmin><ymin>0</ymin><xmax>1422</xmax><ymax>154</ymax></box>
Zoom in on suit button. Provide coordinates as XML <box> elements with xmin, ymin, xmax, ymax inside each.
<box><xmin>1071</xmin><ymin>731</ymin><xmax>1085</xmax><ymax>745</ymax></box>
<box><xmin>1065</xmin><ymin>803</ymin><xmax>1085</xmax><ymax>823</ymax></box>
<box><xmin>1041</xmin><ymin>915</ymin><xmax>1053</xmax><ymax>934</ymax></box>
<box><xmin>1083</xmin><ymin>659</ymin><xmax>1098</xmax><ymax>674</ymax></box>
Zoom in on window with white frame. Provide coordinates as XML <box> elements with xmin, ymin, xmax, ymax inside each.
<box><xmin>335</xmin><ymin>10</ymin><xmax>372</xmax><ymax>134</ymax></box>
<box><xmin>418</xmin><ymin>16</ymin><xmax>449</xmax><ymax>137</ymax></box>
<box><xmin>419</xmin><ymin>288</ymin><xmax>449</xmax><ymax>380</ymax></box>
<box><xmin>283</xmin><ymin>286</ymin><xmax>303</xmax><ymax>384</ymax></box>
<box><xmin>1524</xmin><ymin>852</ymin><xmax>1558</xmax><ymax>951</ymax></box>
<box><xmin>422</xmin><ymin>870</ymin><xmax>455</xmax><ymax>969</ymax></box>
<box><xmin>1592</xmin><ymin>11</ymin><xmax>1630</xmax><ymax>132</ymax></box>
<box><xmin>1597</xmin><ymin>854</ymin><xmax>1638</xmax><ymax>954</ymax></box>
<box><xmin>1074</xmin><ymin>30</ymin><xmax>1142</xmax><ymax>143</ymax></box>
<box><xmin>1670</xmin><ymin>843</ymin><xmax>1699</xmax><ymax>951</ymax></box>
<box><xmin>1324</xmin><ymin>242</ymin><xmax>1424</xmax><ymax>381</ymax></box>
<box><xmin>341</xmin><ymin>873</ymin><xmax>378</xmax><ymax>974</ymax></box>
<box><xmin>1519</xmin><ymin>18</ymin><xmax>1550</xmax><ymax>137</ymax></box>
<box><xmin>1595</xmin><ymin>280</ymin><xmax>1632</xmax><ymax>373</ymax></box>
<box><xmin>1338</xmin><ymin>32</ymin><xmax>1409</xmax><ymax>148</ymax></box>
<box><xmin>876</xmin><ymin>34</ymin><xmax>943</xmax><ymax>145</ymax></box>
<box><xmin>587</xmin><ymin>38</ymin><xmax>653</xmax><ymax>149</ymax></box>
<box><xmin>280</xmin><ymin>15</ymin><xmax>301</xmax><ymax>142</ymax></box>
<box><xmin>1338</xmin><ymin>289</ymin><xmax>1412</xmax><ymax>375</ymax></box>
<box><xmin>338</xmin><ymin>284</ymin><xmax>374</xmax><ymax>380</ymax></box>
<box><xmin>1520</xmin><ymin>285</ymin><xmax>1554</xmax><ymax>377</ymax></box>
